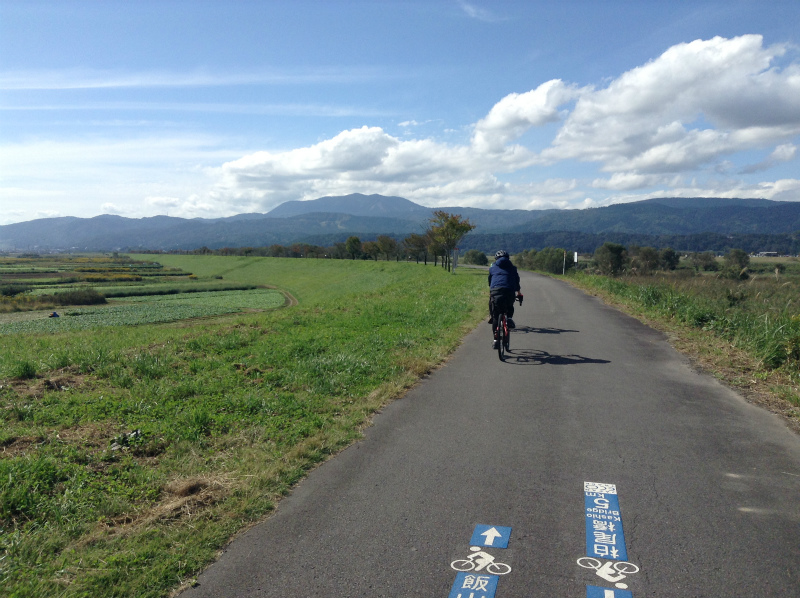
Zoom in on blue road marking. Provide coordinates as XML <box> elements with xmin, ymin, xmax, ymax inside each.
<box><xmin>584</xmin><ymin>482</ymin><xmax>628</xmax><ymax>561</ymax></box>
<box><xmin>586</xmin><ymin>585</ymin><xmax>633</xmax><ymax>598</ymax></box>
<box><xmin>470</xmin><ymin>525</ymin><xmax>512</xmax><ymax>548</ymax></box>
<box><xmin>448</xmin><ymin>572</ymin><xmax>499</xmax><ymax>598</ymax></box>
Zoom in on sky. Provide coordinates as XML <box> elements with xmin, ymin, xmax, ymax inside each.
<box><xmin>1</xmin><ymin>0</ymin><xmax>800</xmax><ymax>225</ymax></box>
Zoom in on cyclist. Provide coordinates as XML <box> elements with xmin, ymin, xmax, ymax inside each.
<box><xmin>466</xmin><ymin>546</ymin><xmax>497</xmax><ymax>571</ymax></box>
<box><xmin>488</xmin><ymin>250</ymin><xmax>522</xmax><ymax>349</ymax></box>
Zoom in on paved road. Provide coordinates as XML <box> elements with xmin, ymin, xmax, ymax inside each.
<box><xmin>183</xmin><ymin>271</ymin><xmax>800</xmax><ymax>597</ymax></box>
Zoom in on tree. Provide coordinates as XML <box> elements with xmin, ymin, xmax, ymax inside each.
<box><xmin>630</xmin><ymin>246</ymin><xmax>660</xmax><ymax>275</ymax></box>
<box><xmin>427</xmin><ymin>211</ymin><xmax>476</xmax><ymax>271</ymax></box>
<box><xmin>688</xmin><ymin>251</ymin><xmax>719</xmax><ymax>271</ymax></box>
<box><xmin>345</xmin><ymin>236</ymin><xmax>362</xmax><ymax>260</ymax></box>
<box><xmin>724</xmin><ymin>248</ymin><xmax>750</xmax><ymax>271</ymax></box>
<box><xmin>330</xmin><ymin>242</ymin><xmax>348</xmax><ymax>259</ymax></box>
<box><xmin>513</xmin><ymin>249</ymin><xmax>538</xmax><ymax>270</ymax></box>
<box><xmin>511</xmin><ymin>247</ymin><xmax>572</xmax><ymax>274</ymax></box>
<box><xmin>659</xmin><ymin>247</ymin><xmax>680</xmax><ymax>271</ymax></box>
<box><xmin>361</xmin><ymin>241</ymin><xmax>380</xmax><ymax>260</ymax></box>
<box><xmin>593</xmin><ymin>242</ymin><xmax>627</xmax><ymax>275</ymax></box>
<box><xmin>376</xmin><ymin>235</ymin><xmax>399</xmax><ymax>261</ymax></box>
<box><xmin>428</xmin><ymin>238</ymin><xmax>444</xmax><ymax>267</ymax></box>
<box><xmin>403</xmin><ymin>233</ymin><xmax>430</xmax><ymax>264</ymax></box>
<box><xmin>462</xmin><ymin>249</ymin><xmax>488</xmax><ymax>266</ymax></box>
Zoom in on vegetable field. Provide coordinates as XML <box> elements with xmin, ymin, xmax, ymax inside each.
<box><xmin>0</xmin><ymin>289</ymin><xmax>285</xmax><ymax>334</ymax></box>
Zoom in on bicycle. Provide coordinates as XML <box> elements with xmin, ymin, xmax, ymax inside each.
<box><xmin>576</xmin><ymin>557</ymin><xmax>639</xmax><ymax>588</ymax></box>
<box><xmin>492</xmin><ymin>293</ymin><xmax>522</xmax><ymax>361</ymax></box>
<box><xmin>451</xmin><ymin>547</ymin><xmax>512</xmax><ymax>575</ymax></box>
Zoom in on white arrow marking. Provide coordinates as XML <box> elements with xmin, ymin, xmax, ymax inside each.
<box><xmin>481</xmin><ymin>527</ymin><xmax>502</xmax><ymax>546</ymax></box>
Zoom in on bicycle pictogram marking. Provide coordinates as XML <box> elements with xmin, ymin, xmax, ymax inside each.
<box><xmin>577</xmin><ymin>557</ymin><xmax>639</xmax><ymax>589</ymax></box>
<box><xmin>451</xmin><ymin>546</ymin><xmax>512</xmax><ymax>575</ymax></box>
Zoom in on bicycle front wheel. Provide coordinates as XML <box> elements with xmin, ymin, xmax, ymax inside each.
<box><xmin>486</xmin><ymin>562</ymin><xmax>512</xmax><ymax>575</ymax></box>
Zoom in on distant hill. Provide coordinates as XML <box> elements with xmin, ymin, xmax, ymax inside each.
<box><xmin>266</xmin><ymin>193</ymin><xmax>551</xmax><ymax>231</ymax></box>
<box><xmin>267</xmin><ymin>193</ymin><xmax>431</xmax><ymax>219</ymax></box>
<box><xmin>0</xmin><ymin>193</ymin><xmax>797</xmax><ymax>253</ymax></box>
<box><xmin>509</xmin><ymin>199</ymin><xmax>800</xmax><ymax>235</ymax></box>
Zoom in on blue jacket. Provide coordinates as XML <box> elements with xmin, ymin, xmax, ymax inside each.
<box><xmin>488</xmin><ymin>256</ymin><xmax>520</xmax><ymax>292</ymax></box>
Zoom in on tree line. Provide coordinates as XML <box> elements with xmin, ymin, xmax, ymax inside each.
<box><xmin>480</xmin><ymin>242</ymin><xmax>758</xmax><ymax>280</ymax></box>
<box><xmin>159</xmin><ymin>211</ymin><xmax>477</xmax><ymax>270</ymax></box>
<box><xmin>588</xmin><ymin>243</ymin><xmax>754</xmax><ymax>279</ymax></box>
<box><xmin>459</xmin><ymin>231</ymin><xmax>800</xmax><ymax>255</ymax></box>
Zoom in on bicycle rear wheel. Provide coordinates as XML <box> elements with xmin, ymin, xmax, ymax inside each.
<box><xmin>497</xmin><ymin>315</ymin><xmax>505</xmax><ymax>361</ymax></box>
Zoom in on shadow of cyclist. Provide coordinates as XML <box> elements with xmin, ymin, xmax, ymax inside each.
<box><xmin>501</xmin><ymin>349</ymin><xmax>611</xmax><ymax>366</ymax></box>
<box><xmin>513</xmin><ymin>326</ymin><xmax>579</xmax><ymax>335</ymax></box>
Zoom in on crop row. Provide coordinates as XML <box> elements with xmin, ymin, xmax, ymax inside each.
<box><xmin>0</xmin><ymin>290</ymin><xmax>284</xmax><ymax>334</ymax></box>
<box><xmin>117</xmin><ymin>288</ymin><xmax>286</xmax><ymax>309</ymax></box>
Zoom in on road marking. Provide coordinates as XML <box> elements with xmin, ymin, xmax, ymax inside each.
<box><xmin>448</xmin><ymin>525</ymin><xmax>512</xmax><ymax>597</ymax></box>
<box><xmin>448</xmin><ymin>572</ymin><xmax>499</xmax><ymax>598</ymax></box>
<box><xmin>451</xmin><ymin>547</ymin><xmax>512</xmax><ymax>575</ymax></box>
<box><xmin>581</xmin><ymin>483</ymin><xmax>639</xmax><ymax>596</ymax></box>
<box><xmin>584</xmin><ymin>482</ymin><xmax>628</xmax><ymax>561</ymax></box>
<box><xmin>577</xmin><ymin>557</ymin><xmax>638</xmax><ymax>588</ymax></box>
<box><xmin>586</xmin><ymin>585</ymin><xmax>633</xmax><ymax>598</ymax></box>
<box><xmin>470</xmin><ymin>525</ymin><xmax>512</xmax><ymax>548</ymax></box>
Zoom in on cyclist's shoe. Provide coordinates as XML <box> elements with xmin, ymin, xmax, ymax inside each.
<box><xmin>492</xmin><ymin>340</ymin><xmax>499</xmax><ymax>350</ymax></box>
<box><xmin>507</xmin><ymin>318</ymin><xmax>516</xmax><ymax>329</ymax></box>
<box><xmin>487</xmin><ymin>316</ymin><xmax>493</xmax><ymax>324</ymax></box>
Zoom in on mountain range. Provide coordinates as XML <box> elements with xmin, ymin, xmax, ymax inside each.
<box><xmin>1</xmin><ymin>193</ymin><xmax>799</xmax><ymax>254</ymax></box>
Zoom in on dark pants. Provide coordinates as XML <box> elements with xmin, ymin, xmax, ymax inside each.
<box><xmin>489</xmin><ymin>288</ymin><xmax>516</xmax><ymax>336</ymax></box>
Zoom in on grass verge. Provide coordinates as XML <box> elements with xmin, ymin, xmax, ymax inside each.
<box><xmin>0</xmin><ymin>258</ymin><xmax>486</xmax><ymax>598</ymax></box>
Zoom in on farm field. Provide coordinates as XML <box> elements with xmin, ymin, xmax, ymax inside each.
<box><xmin>0</xmin><ymin>290</ymin><xmax>286</xmax><ymax>334</ymax></box>
<box><xmin>0</xmin><ymin>255</ymin><xmax>487</xmax><ymax>598</ymax></box>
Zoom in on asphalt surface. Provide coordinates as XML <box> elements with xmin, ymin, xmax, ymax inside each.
<box><xmin>182</xmin><ymin>270</ymin><xmax>800</xmax><ymax>597</ymax></box>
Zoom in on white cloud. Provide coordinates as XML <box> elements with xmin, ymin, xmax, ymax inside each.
<box><xmin>0</xmin><ymin>136</ymin><xmax>240</xmax><ymax>223</ymax></box>
<box><xmin>591</xmin><ymin>173</ymin><xmax>682</xmax><ymax>192</ymax></box>
<box><xmin>1</xmin><ymin>101</ymin><xmax>388</xmax><ymax>119</ymax></box>
<box><xmin>472</xmin><ymin>80</ymin><xmax>581</xmax><ymax>153</ymax></box>
<box><xmin>458</xmin><ymin>2</ymin><xmax>504</xmax><ymax>23</ymax></box>
<box><xmin>0</xmin><ymin>66</ymin><xmax>389</xmax><ymax>90</ymax></box>
<box><xmin>771</xmin><ymin>143</ymin><xmax>798</xmax><ymax>162</ymax></box>
<box><xmin>544</xmin><ymin>35</ymin><xmax>800</xmax><ymax>174</ymax></box>
<box><xmin>100</xmin><ymin>203</ymin><xmax>124</xmax><ymax>215</ymax></box>
<box><xmin>740</xmin><ymin>142</ymin><xmax>798</xmax><ymax>174</ymax></box>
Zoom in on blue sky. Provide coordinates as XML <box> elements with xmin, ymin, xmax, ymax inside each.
<box><xmin>1</xmin><ymin>0</ymin><xmax>799</xmax><ymax>225</ymax></box>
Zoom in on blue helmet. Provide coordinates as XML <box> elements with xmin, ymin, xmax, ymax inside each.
<box><xmin>495</xmin><ymin>250</ymin><xmax>509</xmax><ymax>259</ymax></box>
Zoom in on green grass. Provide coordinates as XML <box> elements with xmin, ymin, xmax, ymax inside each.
<box><xmin>0</xmin><ymin>257</ymin><xmax>486</xmax><ymax>598</ymax></box>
